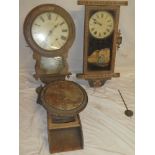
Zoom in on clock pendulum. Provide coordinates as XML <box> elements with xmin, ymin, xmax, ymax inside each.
<box><xmin>118</xmin><ymin>89</ymin><xmax>133</xmax><ymax>117</ymax></box>
<box><xmin>76</xmin><ymin>0</ymin><xmax>128</xmax><ymax>87</ymax></box>
<box><xmin>23</xmin><ymin>4</ymin><xmax>88</xmax><ymax>153</ymax></box>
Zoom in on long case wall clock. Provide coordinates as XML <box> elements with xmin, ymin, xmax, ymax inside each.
<box><xmin>76</xmin><ymin>0</ymin><xmax>128</xmax><ymax>87</ymax></box>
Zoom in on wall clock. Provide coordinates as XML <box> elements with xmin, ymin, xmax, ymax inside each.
<box><xmin>77</xmin><ymin>0</ymin><xmax>128</xmax><ymax>87</ymax></box>
<box><xmin>23</xmin><ymin>4</ymin><xmax>88</xmax><ymax>153</ymax></box>
<box><xmin>24</xmin><ymin>4</ymin><xmax>75</xmax><ymax>83</ymax></box>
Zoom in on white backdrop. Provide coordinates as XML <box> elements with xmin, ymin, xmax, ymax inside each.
<box><xmin>20</xmin><ymin>1</ymin><xmax>135</xmax><ymax>155</ymax></box>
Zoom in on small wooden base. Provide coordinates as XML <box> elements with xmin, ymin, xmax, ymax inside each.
<box><xmin>76</xmin><ymin>72</ymin><xmax>120</xmax><ymax>79</ymax></box>
<box><xmin>88</xmin><ymin>79</ymin><xmax>107</xmax><ymax>87</ymax></box>
<box><xmin>47</xmin><ymin>114</ymin><xmax>83</xmax><ymax>154</ymax></box>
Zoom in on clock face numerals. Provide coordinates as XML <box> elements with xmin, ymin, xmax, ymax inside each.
<box><xmin>89</xmin><ymin>11</ymin><xmax>114</xmax><ymax>39</ymax></box>
<box><xmin>31</xmin><ymin>12</ymin><xmax>69</xmax><ymax>51</ymax></box>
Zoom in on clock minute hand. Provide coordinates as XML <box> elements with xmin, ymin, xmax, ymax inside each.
<box><xmin>43</xmin><ymin>28</ymin><xmax>54</xmax><ymax>48</ymax></box>
<box><xmin>48</xmin><ymin>24</ymin><xmax>58</xmax><ymax>36</ymax></box>
<box><xmin>47</xmin><ymin>23</ymin><xmax>59</xmax><ymax>37</ymax></box>
<box><xmin>44</xmin><ymin>23</ymin><xmax>59</xmax><ymax>45</ymax></box>
<box><xmin>43</xmin><ymin>23</ymin><xmax>60</xmax><ymax>48</ymax></box>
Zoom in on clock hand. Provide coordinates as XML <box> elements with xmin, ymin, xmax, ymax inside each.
<box><xmin>43</xmin><ymin>23</ymin><xmax>59</xmax><ymax>47</ymax></box>
<box><xmin>93</xmin><ymin>18</ymin><xmax>102</xmax><ymax>26</ymax></box>
<box><xmin>94</xmin><ymin>21</ymin><xmax>102</xmax><ymax>26</ymax></box>
<box><xmin>47</xmin><ymin>23</ymin><xmax>59</xmax><ymax>37</ymax></box>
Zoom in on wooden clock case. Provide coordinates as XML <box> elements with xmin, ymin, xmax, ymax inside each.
<box><xmin>23</xmin><ymin>4</ymin><xmax>88</xmax><ymax>154</ymax></box>
<box><xmin>77</xmin><ymin>0</ymin><xmax>128</xmax><ymax>87</ymax></box>
<box><xmin>24</xmin><ymin>4</ymin><xmax>75</xmax><ymax>83</ymax></box>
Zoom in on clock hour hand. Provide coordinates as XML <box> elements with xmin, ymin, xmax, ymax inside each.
<box><xmin>93</xmin><ymin>19</ymin><xmax>102</xmax><ymax>26</ymax></box>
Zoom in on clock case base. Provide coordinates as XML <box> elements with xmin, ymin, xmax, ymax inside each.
<box><xmin>48</xmin><ymin>114</ymin><xmax>83</xmax><ymax>154</ymax></box>
<box><xmin>77</xmin><ymin>73</ymin><xmax>120</xmax><ymax>87</ymax></box>
<box><xmin>36</xmin><ymin>81</ymin><xmax>87</xmax><ymax>154</ymax></box>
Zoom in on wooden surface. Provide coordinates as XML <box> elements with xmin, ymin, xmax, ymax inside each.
<box><xmin>78</xmin><ymin>0</ymin><xmax>128</xmax><ymax>6</ymax></box>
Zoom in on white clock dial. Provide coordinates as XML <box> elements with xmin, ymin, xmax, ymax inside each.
<box><xmin>89</xmin><ymin>11</ymin><xmax>114</xmax><ymax>39</ymax></box>
<box><xmin>31</xmin><ymin>12</ymin><xmax>69</xmax><ymax>51</ymax></box>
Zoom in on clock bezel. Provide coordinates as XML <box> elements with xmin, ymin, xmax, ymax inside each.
<box><xmin>89</xmin><ymin>10</ymin><xmax>114</xmax><ymax>39</ymax></box>
<box><xmin>24</xmin><ymin>4</ymin><xmax>75</xmax><ymax>57</ymax></box>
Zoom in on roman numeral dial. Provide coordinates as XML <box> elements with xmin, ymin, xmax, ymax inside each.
<box><xmin>89</xmin><ymin>11</ymin><xmax>114</xmax><ymax>39</ymax></box>
<box><xmin>31</xmin><ymin>12</ymin><xmax>69</xmax><ymax>51</ymax></box>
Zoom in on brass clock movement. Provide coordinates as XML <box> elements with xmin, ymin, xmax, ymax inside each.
<box><xmin>23</xmin><ymin>4</ymin><xmax>88</xmax><ymax>153</ymax></box>
<box><xmin>77</xmin><ymin>0</ymin><xmax>128</xmax><ymax>87</ymax></box>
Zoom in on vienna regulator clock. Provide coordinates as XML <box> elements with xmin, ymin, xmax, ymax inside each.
<box><xmin>24</xmin><ymin>4</ymin><xmax>88</xmax><ymax>153</ymax></box>
<box><xmin>77</xmin><ymin>0</ymin><xmax>128</xmax><ymax>87</ymax></box>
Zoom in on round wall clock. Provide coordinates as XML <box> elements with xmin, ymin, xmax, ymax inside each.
<box><xmin>24</xmin><ymin>4</ymin><xmax>75</xmax><ymax>57</ymax></box>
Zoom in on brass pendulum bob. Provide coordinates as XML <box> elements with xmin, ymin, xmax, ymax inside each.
<box><xmin>118</xmin><ymin>89</ymin><xmax>133</xmax><ymax>117</ymax></box>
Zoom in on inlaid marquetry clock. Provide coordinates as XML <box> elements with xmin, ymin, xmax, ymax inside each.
<box><xmin>77</xmin><ymin>0</ymin><xmax>128</xmax><ymax>87</ymax></box>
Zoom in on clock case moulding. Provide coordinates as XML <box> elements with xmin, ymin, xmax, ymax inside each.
<box><xmin>76</xmin><ymin>0</ymin><xmax>128</xmax><ymax>87</ymax></box>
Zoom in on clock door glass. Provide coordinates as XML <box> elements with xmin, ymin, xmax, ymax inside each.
<box><xmin>40</xmin><ymin>56</ymin><xmax>65</xmax><ymax>74</ymax></box>
<box><xmin>89</xmin><ymin>11</ymin><xmax>114</xmax><ymax>39</ymax></box>
<box><xmin>87</xmin><ymin>10</ymin><xmax>115</xmax><ymax>71</ymax></box>
<box><xmin>31</xmin><ymin>12</ymin><xmax>69</xmax><ymax>51</ymax></box>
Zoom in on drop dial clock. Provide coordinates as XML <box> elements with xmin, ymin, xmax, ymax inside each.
<box><xmin>24</xmin><ymin>4</ymin><xmax>75</xmax><ymax>82</ymax></box>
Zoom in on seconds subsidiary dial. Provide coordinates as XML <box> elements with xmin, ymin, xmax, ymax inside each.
<box><xmin>89</xmin><ymin>11</ymin><xmax>114</xmax><ymax>39</ymax></box>
<box><xmin>31</xmin><ymin>12</ymin><xmax>69</xmax><ymax>51</ymax></box>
